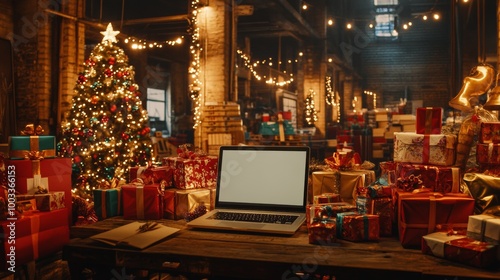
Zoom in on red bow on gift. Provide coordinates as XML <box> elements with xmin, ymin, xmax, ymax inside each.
<box><xmin>176</xmin><ymin>144</ymin><xmax>207</xmax><ymax>159</ymax></box>
<box><xmin>325</xmin><ymin>150</ymin><xmax>361</xmax><ymax>171</ymax></box>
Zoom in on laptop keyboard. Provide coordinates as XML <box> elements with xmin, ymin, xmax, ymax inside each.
<box><xmin>209</xmin><ymin>211</ymin><xmax>299</xmax><ymax>224</ymax></box>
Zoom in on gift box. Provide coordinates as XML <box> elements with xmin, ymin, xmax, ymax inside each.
<box><xmin>34</xmin><ymin>191</ymin><xmax>65</xmax><ymax>211</ymax></box>
<box><xmin>93</xmin><ymin>188</ymin><xmax>122</xmax><ymax>220</ymax></box>
<box><xmin>416</xmin><ymin>107</ymin><xmax>443</xmax><ymax>134</ymax></box>
<box><xmin>4</xmin><ymin>158</ymin><xmax>72</xmax><ymax>223</ymax></box>
<box><xmin>477</xmin><ymin>143</ymin><xmax>500</xmax><ymax>165</ymax></box>
<box><xmin>339</xmin><ymin>170</ymin><xmax>376</xmax><ymax>205</ymax></box>
<box><xmin>313</xmin><ymin>193</ymin><xmax>340</xmax><ymax>204</ymax></box>
<box><xmin>310</xmin><ymin>170</ymin><xmax>376</xmax><ymax>205</ymax></box>
<box><xmin>164</xmin><ymin>188</ymin><xmax>215</xmax><ymax>220</ymax></box>
<box><xmin>393</xmin><ymin>132</ymin><xmax>456</xmax><ymax>166</ymax></box>
<box><xmin>397</xmin><ymin>190</ymin><xmax>475</xmax><ymax>248</ymax></box>
<box><xmin>422</xmin><ymin>231</ymin><xmax>498</xmax><ymax>268</ymax></box>
<box><xmin>462</xmin><ymin>173</ymin><xmax>500</xmax><ymax>214</ymax></box>
<box><xmin>479</xmin><ymin>122</ymin><xmax>500</xmax><ymax>144</ymax></box>
<box><xmin>396</xmin><ymin>163</ymin><xmax>461</xmax><ymax>193</ymax></box>
<box><xmin>308</xmin><ymin>219</ymin><xmax>337</xmax><ymax>245</ymax></box>
<box><xmin>309</xmin><ymin>171</ymin><xmax>340</xmax><ymax>204</ymax></box>
<box><xmin>365</xmin><ymin>178</ymin><xmax>392</xmax><ymax>198</ymax></box>
<box><xmin>122</xmin><ymin>181</ymin><xmax>163</xmax><ymax>220</ymax></box>
<box><xmin>259</xmin><ymin>121</ymin><xmax>295</xmax><ymax>136</ymax></box>
<box><xmin>0</xmin><ymin>209</ymin><xmax>69</xmax><ymax>270</ymax></box>
<box><xmin>163</xmin><ymin>156</ymin><xmax>218</xmax><ymax>189</ymax></box>
<box><xmin>356</xmin><ymin>196</ymin><xmax>393</xmax><ymax>236</ymax></box>
<box><xmin>8</xmin><ymin>136</ymin><xmax>56</xmax><ymax>159</ymax></box>
<box><xmin>336</xmin><ymin>212</ymin><xmax>379</xmax><ymax>242</ymax></box>
<box><xmin>466</xmin><ymin>214</ymin><xmax>500</xmax><ymax>245</ymax></box>
<box><xmin>129</xmin><ymin>165</ymin><xmax>173</xmax><ymax>186</ymax></box>
<box><xmin>306</xmin><ymin>202</ymin><xmax>357</xmax><ymax>225</ymax></box>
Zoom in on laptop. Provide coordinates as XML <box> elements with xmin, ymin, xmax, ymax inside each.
<box><xmin>187</xmin><ymin>145</ymin><xmax>310</xmax><ymax>235</ymax></box>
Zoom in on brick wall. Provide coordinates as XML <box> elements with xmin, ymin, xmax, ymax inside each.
<box><xmin>58</xmin><ymin>1</ymin><xmax>85</xmax><ymax>132</ymax></box>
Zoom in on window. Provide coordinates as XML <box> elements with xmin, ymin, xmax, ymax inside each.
<box><xmin>374</xmin><ymin>0</ymin><xmax>399</xmax><ymax>38</ymax></box>
<box><xmin>147</xmin><ymin>88</ymin><xmax>171</xmax><ymax>137</ymax></box>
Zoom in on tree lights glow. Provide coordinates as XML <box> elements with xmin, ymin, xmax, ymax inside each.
<box><xmin>57</xmin><ymin>23</ymin><xmax>152</xmax><ymax>198</ymax></box>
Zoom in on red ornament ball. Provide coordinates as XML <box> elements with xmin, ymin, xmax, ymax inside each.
<box><xmin>110</xmin><ymin>104</ymin><xmax>117</xmax><ymax>112</ymax></box>
<box><xmin>91</xmin><ymin>95</ymin><xmax>99</xmax><ymax>104</ymax></box>
<box><xmin>78</xmin><ymin>74</ymin><xmax>87</xmax><ymax>84</ymax></box>
<box><xmin>74</xmin><ymin>155</ymin><xmax>82</xmax><ymax>163</ymax></box>
<box><xmin>105</xmin><ymin>68</ymin><xmax>112</xmax><ymax>77</ymax></box>
<box><xmin>116</xmin><ymin>72</ymin><xmax>123</xmax><ymax>78</ymax></box>
<box><xmin>108</xmin><ymin>57</ymin><xmax>116</xmax><ymax>65</ymax></box>
<box><xmin>129</xmin><ymin>85</ymin><xmax>136</xmax><ymax>92</ymax></box>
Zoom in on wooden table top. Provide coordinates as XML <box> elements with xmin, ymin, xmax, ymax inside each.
<box><xmin>64</xmin><ymin>217</ymin><xmax>500</xmax><ymax>280</ymax></box>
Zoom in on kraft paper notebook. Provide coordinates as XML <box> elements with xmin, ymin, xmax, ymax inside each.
<box><xmin>90</xmin><ymin>221</ymin><xmax>179</xmax><ymax>249</ymax></box>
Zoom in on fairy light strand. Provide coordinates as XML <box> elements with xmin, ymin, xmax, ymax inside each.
<box><xmin>189</xmin><ymin>0</ymin><xmax>202</xmax><ymax>128</ymax></box>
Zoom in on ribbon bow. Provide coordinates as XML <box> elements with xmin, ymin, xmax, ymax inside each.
<box><xmin>21</xmin><ymin>124</ymin><xmax>44</xmax><ymax>136</ymax></box>
<box><xmin>324</xmin><ymin>151</ymin><xmax>361</xmax><ymax>171</ymax></box>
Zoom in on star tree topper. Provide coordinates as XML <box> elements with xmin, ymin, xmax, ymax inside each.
<box><xmin>101</xmin><ymin>23</ymin><xmax>120</xmax><ymax>43</ymax></box>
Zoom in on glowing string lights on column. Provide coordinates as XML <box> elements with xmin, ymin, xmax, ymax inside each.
<box><xmin>305</xmin><ymin>89</ymin><xmax>318</xmax><ymax>125</ymax></box>
<box><xmin>189</xmin><ymin>0</ymin><xmax>202</xmax><ymax>128</ymax></box>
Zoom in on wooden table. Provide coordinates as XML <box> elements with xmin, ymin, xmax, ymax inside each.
<box><xmin>63</xmin><ymin>217</ymin><xmax>500</xmax><ymax>280</ymax></box>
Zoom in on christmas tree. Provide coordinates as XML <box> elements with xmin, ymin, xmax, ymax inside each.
<box><xmin>58</xmin><ymin>23</ymin><xmax>152</xmax><ymax>198</ymax></box>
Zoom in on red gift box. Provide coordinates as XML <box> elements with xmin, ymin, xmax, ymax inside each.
<box><xmin>122</xmin><ymin>181</ymin><xmax>164</xmax><ymax>220</ymax></box>
<box><xmin>396</xmin><ymin>163</ymin><xmax>461</xmax><ymax>193</ymax></box>
<box><xmin>397</xmin><ymin>190</ymin><xmax>475</xmax><ymax>248</ymax></box>
<box><xmin>416</xmin><ymin>107</ymin><xmax>443</xmax><ymax>134</ymax></box>
<box><xmin>422</xmin><ymin>231</ymin><xmax>498</xmax><ymax>268</ymax></box>
<box><xmin>336</xmin><ymin>212</ymin><xmax>380</xmax><ymax>242</ymax></box>
<box><xmin>306</xmin><ymin>202</ymin><xmax>357</xmax><ymax>226</ymax></box>
<box><xmin>0</xmin><ymin>209</ymin><xmax>69</xmax><ymax>270</ymax></box>
<box><xmin>479</xmin><ymin>122</ymin><xmax>500</xmax><ymax>144</ymax></box>
<box><xmin>356</xmin><ymin>196</ymin><xmax>393</xmax><ymax>237</ymax></box>
<box><xmin>477</xmin><ymin>143</ymin><xmax>500</xmax><ymax>165</ymax></box>
<box><xmin>308</xmin><ymin>219</ymin><xmax>337</xmax><ymax>245</ymax></box>
<box><xmin>313</xmin><ymin>193</ymin><xmax>340</xmax><ymax>204</ymax></box>
<box><xmin>164</xmin><ymin>187</ymin><xmax>215</xmax><ymax>220</ymax></box>
<box><xmin>129</xmin><ymin>165</ymin><xmax>173</xmax><ymax>186</ymax></box>
<box><xmin>162</xmin><ymin>156</ymin><xmax>218</xmax><ymax>189</ymax></box>
<box><xmin>4</xmin><ymin>158</ymin><xmax>72</xmax><ymax>224</ymax></box>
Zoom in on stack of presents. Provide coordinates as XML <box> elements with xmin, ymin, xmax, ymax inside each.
<box><xmin>308</xmin><ymin>105</ymin><xmax>500</xmax><ymax>269</ymax></box>
<box><xmin>93</xmin><ymin>144</ymin><xmax>218</xmax><ymax>223</ymax></box>
<box><xmin>0</xmin><ymin>125</ymin><xmax>72</xmax><ymax>272</ymax></box>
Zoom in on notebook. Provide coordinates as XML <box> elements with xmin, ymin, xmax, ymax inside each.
<box><xmin>187</xmin><ymin>145</ymin><xmax>310</xmax><ymax>235</ymax></box>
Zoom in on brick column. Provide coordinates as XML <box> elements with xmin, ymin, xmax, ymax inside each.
<box><xmin>195</xmin><ymin>0</ymin><xmax>241</xmax><ymax>149</ymax></box>
<box><xmin>58</xmin><ymin>0</ymin><xmax>85</xmax><ymax>132</ymax></box>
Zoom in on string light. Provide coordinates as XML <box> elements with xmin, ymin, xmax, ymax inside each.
<box><xmin>305</xmin><ymin>89</ymin><xmax>318</xmax><ymax>125</ymax></box>
<box><xmin>364</xmin><ymin>90</ymin><xmax>377</xmax><ymax>109</ymax></box>
<box><xmin>189</xmin><ymin>0</ymin><xmax>202</xmax><ymax>128</ymax></box>
<box><xmin>123</xmin><ymin>36</ymin><xmax>184</xmax><ymax>49</ymax></box>
<box><xmin>236</xmin><ymin>49</ymin><xmax>295</xmax><ymax>86</ymax></box>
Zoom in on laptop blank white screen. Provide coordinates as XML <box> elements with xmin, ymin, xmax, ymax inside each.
<box><xmin>217</xmin><ymin>148</ymin><xmax>308</xmax><ymax>208</ymax></box>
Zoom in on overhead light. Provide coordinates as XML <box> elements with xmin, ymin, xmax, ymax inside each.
<box><xmin>302</xmin><ymin>4</ymin><xmax>308</xmax><ymax>10</ymax></box>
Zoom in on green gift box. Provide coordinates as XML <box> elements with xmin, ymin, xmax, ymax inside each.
<box><xmin>9</xmin><ymin>136</ymin><xmax>56</xmax><ymax>159</ymax></box>
<box><xmin>93</xmin><ymin>188</ymin><xmax>122</xmax><ymax>220</ymax></box>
